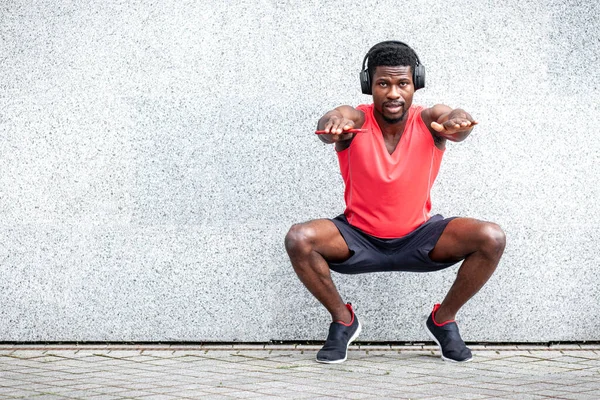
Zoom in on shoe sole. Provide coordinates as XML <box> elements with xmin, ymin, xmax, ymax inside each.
<box><xmin>315</xmin><ymin>321</ymin><xmax>362</xmax><ymax>364</ymax></box>
<box><xmin>422</xmin><ymin>320</ymin><xmax>473</xmax><ymax>363</ymax></box>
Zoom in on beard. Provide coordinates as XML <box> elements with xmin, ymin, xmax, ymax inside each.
<box><xmin>382</xmin><ymin>109</ymin><xmax>408</xmax><ymax>124</ymax></box>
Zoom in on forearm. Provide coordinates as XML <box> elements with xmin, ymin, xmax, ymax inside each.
<box><xmin>317</xmin><ymin>110</ymin><xmax>344</xmax><ymax>144</ymax></box>
<box><xmin>316</xmin><ymin>106</ymin><xmax>364</xmax><ymax>144</ymax></box>
<box><xmin>434</xmin><ymin>108</ymin><xmax>476</xmax><ymax>142</ymax></box>
<box><xmin>317</xmin><ymin>110</ymin><xmax>343</xmax><ymax>130</ymax></box>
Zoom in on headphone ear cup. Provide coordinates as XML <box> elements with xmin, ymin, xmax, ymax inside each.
<box><xmin>413</xmin><ymin>64</ymin><xmax>426</xmax><ymax>90</ymax></box>
<box><xmin>360</xmin><ymin>69</ymin><xmax>372</xmax><ymax>95</ymax></box>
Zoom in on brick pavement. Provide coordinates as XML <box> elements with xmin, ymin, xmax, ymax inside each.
<box><xmin>0</xmin><ymin>344</ymin><xmax>599</xmax><ymax>399</ymax></box>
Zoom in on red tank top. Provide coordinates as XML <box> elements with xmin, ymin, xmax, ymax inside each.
<box><xmin>337</xmin><ymin>104</ymin><xmax>445</xmax><ymax>238</ymax></box>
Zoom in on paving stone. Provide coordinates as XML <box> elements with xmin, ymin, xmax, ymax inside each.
<box><xmin>110</xmin><ymin>389</ymin><xmax>158</xmax><ymax>397</ymax></box>
<box><xmin>231</xmin><ymin>344</ymin><xmax>267</xmax><ymax>350</ymax></box>
<box><xmin>0</xmin><ymin>345</ymin><xmax>599</xmax><ymax>399</ymax></box>
<box><xmin>447</xmin><ymin>393</ymin><xmax>491</xmax><ymax>399</ymax></box>
<box><xmin>558</xmin><ymin>392</ymin><xmax>600</xmax><ymax>400</ymax></box>
<box><xmin>201</xmin><ymin>345</ymin><xmax>235</xmax><ymax>350</ymax></box>
<box><xmin>227</xmin><ymin>391</ymin><xmax>275</xmax><ymax>398</ymax></box>
<box><xmin>577</xmin><ymin>345</ymin><xmax>600</xmax><ymax>351</ymax></box>
<box><xmin>289</xmin><ymin>344</ymin><xmax>322</xmax><ymax>351</ymax></box>
<box><xmin>0</xmin><ymin>387</ymin><xmax>30</xmax><ymax>395</ymax></box>
<box><xmin>496</xmin><ymin>393</ymin><xmax>549</xmax><ymax>399</ymax></box>
<box><xmin>549</xmin><ymin>344</ymin><xmax>582</xmax><ymax>349</ymax></box>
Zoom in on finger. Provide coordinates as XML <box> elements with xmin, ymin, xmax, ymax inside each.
<box><xmin>445</xmin><ymin>121</ymin><xmax>461</xmax><ymax>130</ymax></box>
<box><xmin>453</xmin><ymin>119</ymin><xmax>478</xmax><ymax>129</ymax></box>
<box><xmin>331</xmin><ymin>133</ymin><xmax>350</xmax><ymax>142</ymax></box>
<box><xmin>448</xmin><ymin>117</ymin><xmax>470</xmax><ymax>124</ymax></box>
<box><xmin>464</xmin><ymin>117</ymin><xmax>477</xmax><ymax>125</ymax></box>
<box><xmin>344</xmin><ymin>119</ymin><xmax>355</xmax><ymax>128</ymax></box>
<box><xmin>431</xmin><ymin>121</ymin><xmax>445</xmax><ymax>132</ymax></box>
<box><xmin>327</xmin><ymin>120</ymin><xmax>339</xmax><ymax>134</ymax></box>
<box><xmin>335</xmin><ymin>120</ymin><xmax>353</xmax><ymax>134</ymax></box>
<box><xmin>333</xmin><ymin>123</ymin><xmax>344</xmax><ymax>134</ymax></box>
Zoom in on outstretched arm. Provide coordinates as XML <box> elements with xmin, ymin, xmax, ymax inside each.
<box><xmin>422</xmin><ymin>104</ymin><xmax>478</xmax><ymax>143</ymax></box>
<box><xmin>316</xmin><ymin>106</ymin><xmax>365</xmax><ymax>151</ymax></box>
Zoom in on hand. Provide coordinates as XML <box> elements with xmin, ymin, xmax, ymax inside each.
<box><xmin>431</xmin><ymin>112</ymin><xmax>478</xmax><ymax>135</ymax></box>
<box><xmin>319</xmin><ymin>115</ymin><xmax>357</xmax><ymax>141</ymax></box>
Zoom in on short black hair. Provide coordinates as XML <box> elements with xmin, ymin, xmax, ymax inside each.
<box><xmin>367</xmin><ymin>41</ymin><xmax>418</xmax><ymax>80</ymax></box>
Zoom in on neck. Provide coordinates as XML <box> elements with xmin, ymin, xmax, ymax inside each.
<box><xmin>374</xmin><ymin>110</ymin><xmax>408</xmax><ymax>137</ymax></box>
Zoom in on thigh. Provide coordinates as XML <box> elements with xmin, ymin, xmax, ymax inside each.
<box><xmin>429</xmin><ymin>217</ymin><xmax>493</xmax><ymax>262</ymax></box>
<box><xmin>290</xmin><ymin>218</ymin><xmax>352</xmax><ymax>263</ymax></box>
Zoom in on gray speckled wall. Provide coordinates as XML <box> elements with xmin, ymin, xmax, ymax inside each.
<box><xmin>1</xmin><ymin>0</ymin><xmax>599</xmax><ymax>342</ymax></box>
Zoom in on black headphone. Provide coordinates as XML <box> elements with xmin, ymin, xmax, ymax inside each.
<box><xmin>359</xmin><ymin>41</ymin><xmax>426</xmax><ymax>94</ymax></box>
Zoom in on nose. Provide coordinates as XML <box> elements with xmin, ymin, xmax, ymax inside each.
<box><xmin>387</xmin><ymin>84</ymin><xmax>401</xmax><ymax>99</ymax></box>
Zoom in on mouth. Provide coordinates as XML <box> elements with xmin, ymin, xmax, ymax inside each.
<box><xmin>383</xmin><ymin>102</ymin><xmax>404</xmax><ymax>114</ymax></box>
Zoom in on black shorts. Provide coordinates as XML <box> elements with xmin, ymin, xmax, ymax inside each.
<box><xmin>328</xmin><ymin>214</ymin><xmax>461</xmax><ymax>275</ymax></box>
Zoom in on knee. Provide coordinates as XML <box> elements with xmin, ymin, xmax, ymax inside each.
<box><xmin>478</xmin><ymin>223</ymin><xmax>506</xmax><ymax>258</ymax></box>
<box><xmin>284</xmin><ymin>223</ymin><xmax>316</xmax><ymax>257</ymax></box>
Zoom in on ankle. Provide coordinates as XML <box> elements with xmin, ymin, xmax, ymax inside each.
<box><xmin>332</xmin><ymin>305</ymin><xmax>353</xmax><ymax>325</ymax></box>
<box><xmin>433</xmin><ymin>305</ymin><xmax>456</xmax><ymax>326</ymax></box>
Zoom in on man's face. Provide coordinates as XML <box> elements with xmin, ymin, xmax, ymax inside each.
<box><xmin>371</xmin><ymin>65</ymin><xmax>414</xmax><ymax>124</ymax></box>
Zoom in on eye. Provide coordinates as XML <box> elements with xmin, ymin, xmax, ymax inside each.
<box><xmin>378</xmin><ymin>82</ymin><xmax>387</xmax><ymax>87</ymax></box>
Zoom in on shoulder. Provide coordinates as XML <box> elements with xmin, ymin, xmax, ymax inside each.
<box><xmin>420</xmin><ymin>104</ymin><xmax>452</xmax><ymax>128</ymax></box>
<box><xmin>332</xmin><ymin>105</ymin><xmax>367</xmax><ymax>126</ymax></box>
<box><xmin>407</xmin><ymin>104</ymin><xmax>425</xmax><ymax>127</ymax></box>
<box><xmin>356</xmin><ymin>104</ymin><xmax>373</xmax><ymax>124</ymax></box>
<box><xmin>344</xmin><ymin>104</ymin><xmax>369</xmax><ymax>123</ymax></box>
<box><xmin>410</xmin><ymin>104</ymin><xmax>425</xmax><ymax>120</ymax></box>
<box><xmin>419</xmin><ymin>104</ymin><xmax>451</xmax><ymax>149</ymax></box>
<box><xmin>355</xmin><ymin>103</ymin><xmax>372</xmax><ymax>113</ymax></box>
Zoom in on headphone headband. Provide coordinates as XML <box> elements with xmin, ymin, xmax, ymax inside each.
<box><xmin>359</xmin><ymin>40</ymin><xmax>426</xmax><ymax>94</ymax></box>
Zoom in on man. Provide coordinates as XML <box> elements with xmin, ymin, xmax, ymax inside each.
<box><xmin>285</xmin><ymin>41</ymin><xmax>506</xmax><ymax>364</ymax></box>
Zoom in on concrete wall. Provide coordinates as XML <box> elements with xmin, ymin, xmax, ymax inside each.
<box><xmin>1</xmin><ymin>0</ymin><xmax>599</xmax><ymax>342</ymax></box>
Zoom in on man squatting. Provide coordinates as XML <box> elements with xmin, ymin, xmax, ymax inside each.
<box><xmin>285</xmin><ymin>41</ymin><xmax>506</xmax><ymax>363</ymax></box>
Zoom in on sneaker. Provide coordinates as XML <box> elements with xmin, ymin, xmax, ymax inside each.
<box><xmin>424</xmin><ymin>304</ymin><xmax>473</xmax><ymax>362</ymax></box>
<box><xmin>316</xmin><ymin>303</ymin><xmax>361</xmax><ymax>364</ymax></box>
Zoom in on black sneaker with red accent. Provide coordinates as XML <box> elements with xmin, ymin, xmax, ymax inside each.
<box><xmin>424</xmin><ymin>303</ymin><xmax>473</xmax><ymax>362</ymax></box>
<box><xmin>316</xmin><ymin>303</ymin><xmax>362</xmax><ymax>364</ymax></box>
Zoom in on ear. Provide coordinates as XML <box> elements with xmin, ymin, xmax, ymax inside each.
<box><xmin>413</xmin><ymin>64</ymin><xmax>426</xmax><ymax>90</ymax></box>
<box><xmin>360</xmin><ymin>69</ymin><xmax>371</xmax><ymax>95</ymax></box>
